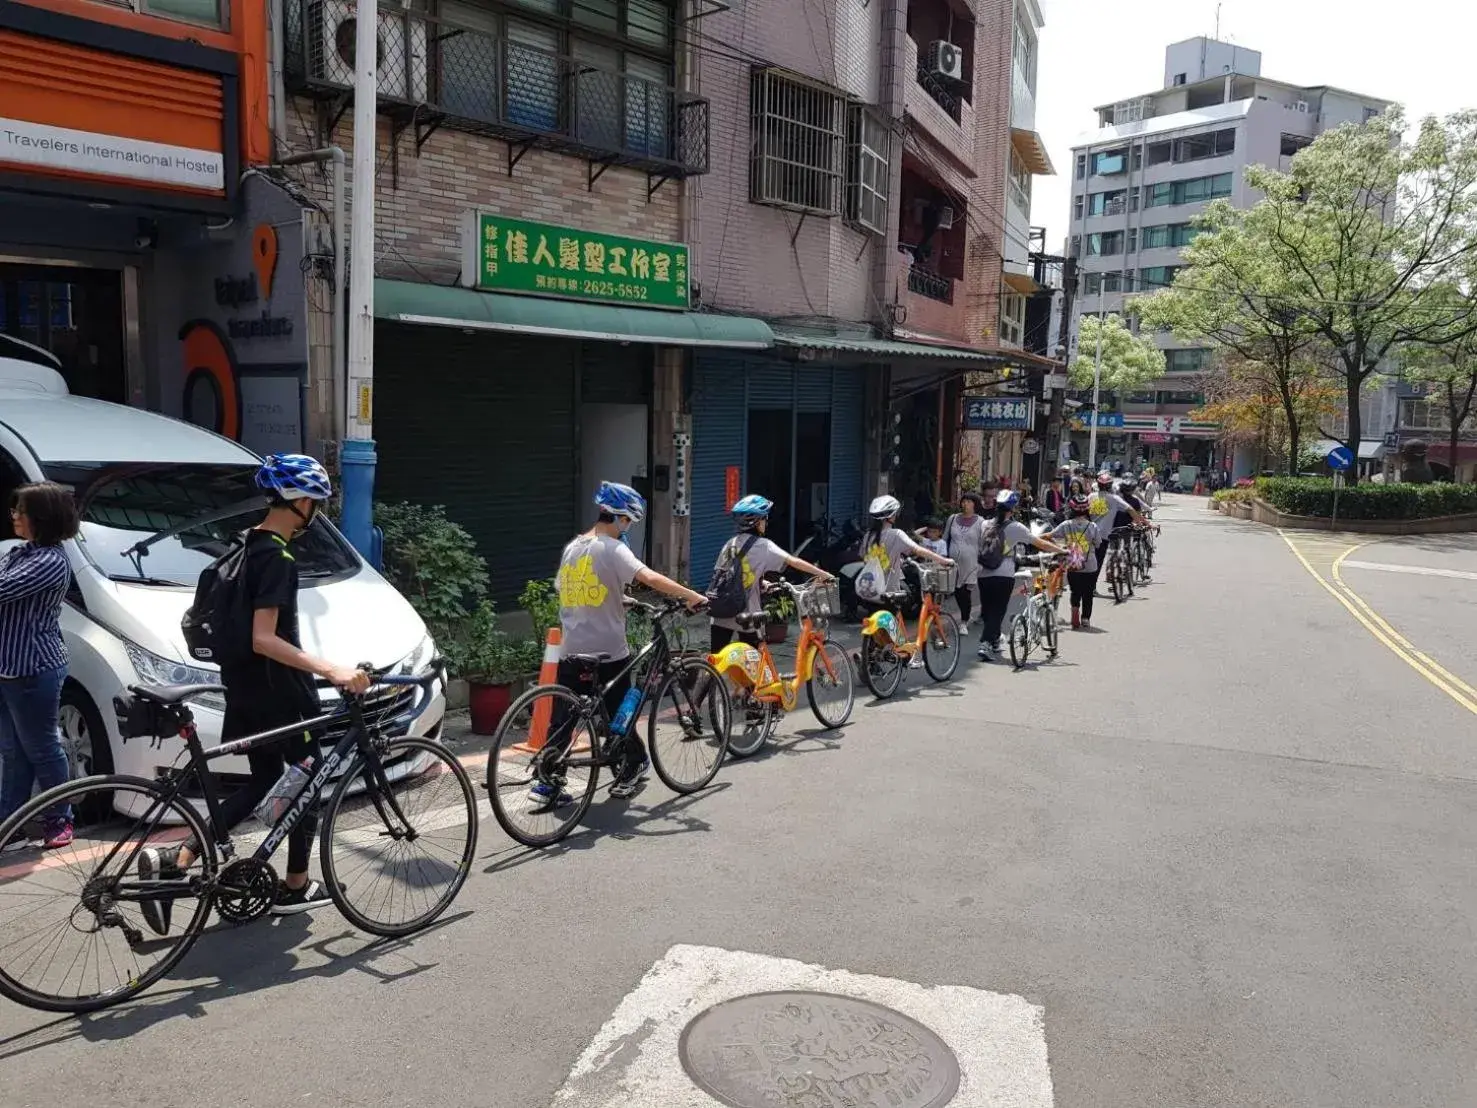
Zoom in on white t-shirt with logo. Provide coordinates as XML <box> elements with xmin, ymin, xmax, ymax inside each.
<box><xmin>556</xmin><ymin>533</ymin><xmax>645</xmax><ymax>661</ymax></box>
<box><xmin>1088</xmin><ymin>491</ymin><xmax>1135</xmax><ymax>542</ymax></box>
<box><xmin>712</xmin><ymin>534</ymin><xmax>789</xmax><ymax>631</ymax></box>
<box><xmin>859</xmin><ymin>526</ymin><xmax>925</xmax><ymax>595</ymax></box>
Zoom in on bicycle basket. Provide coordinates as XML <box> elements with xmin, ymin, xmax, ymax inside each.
<box><xmin>918</xmin><ymin>564</ymin><xmax>958</xmax><ymax>595</ymax></box>
<box><xmin>797</xmin><ymin>580</ymin><xmax>840</xmax><ymax>619</ymax></box>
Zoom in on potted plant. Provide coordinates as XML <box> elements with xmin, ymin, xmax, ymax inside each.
<box><xmin>441</xmin><ymin>602</ymin><xmax>522</xmax><ymax>734</ymax></box>
<box><xmin>763</xmin><ymin>591</ymin><xmax>795</xmax><ymax>644</ymax></box>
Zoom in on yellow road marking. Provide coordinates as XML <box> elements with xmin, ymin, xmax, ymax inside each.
<box><xmin>1278</xmin><ymin>530</ymin><xmax>1477</xmax><ymax>716</ymax></box>
<box><xmin>1331</xmin><ymin>545</ymin><xmax>1477</xmax><ymax>702</ymax></box>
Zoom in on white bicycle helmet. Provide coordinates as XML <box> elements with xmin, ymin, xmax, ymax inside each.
<box><xmin>868</xmin><ymin>495</ymin><xmax>902</xmax><ymax>520</ymax></box>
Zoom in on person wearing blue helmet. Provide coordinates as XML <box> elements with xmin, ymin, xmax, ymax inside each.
<box><xmin>976</xmin><ymin>488</ymin><xmax>1065</xmax><ymax>662</ymax></box>
<box><xmin>550</xmin><ymin>481</ymin><xmax>706</xmax><ymax>801</ymax></box>
<box><xmin>137</xmin><ymin>454</ymin><xmax>370</xmax><ymax>929</ymax></box>
<box><xmin>709</xmin><ymin>494</ymin><xmax>832</xmax><ymax>653</ymax></box>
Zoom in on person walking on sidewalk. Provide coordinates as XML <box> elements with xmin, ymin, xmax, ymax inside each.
<box><xmin>944</xmin><ymin>492</ymin><xmax>986</xmax><ymax>629</ymax></box>
<box><xmin>0</xmin><ymin>482</ymin><xmax>80</xmax><ymax>851</ymax></box>
<box><xmin>1050</xmin><ymin>494</ymin><xmax>1103</xmax><ymax>629</ymax></box>
<box><xmin>136</xmin><ymin>455</ymin><xmax>372</xmax><ymax>927</ymax></box>
<box><xmin>976</xmin><ymin>490</ymin><xmax>1066</xmax><ymax>662</ymax></box>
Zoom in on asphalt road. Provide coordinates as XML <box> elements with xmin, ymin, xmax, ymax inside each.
<box><xmin>3</xmin><ymin>494</ymin><xmax>1476</xmax><ymax>1108</ymax></box>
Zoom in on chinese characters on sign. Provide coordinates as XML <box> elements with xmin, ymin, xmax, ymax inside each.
<box><xmin>1067</xmin><ymin>411</ymin><xmax>1125</xmax><ymax>431</ymax></box>
<box><xmin>461</xmin><ymin>211</ymin><xmax>689</xmax><ymax>310</ymax></box>
<box><xmin>963</xmin><ymin>396</ymin><xmax>1035</xmax><ymax>431</ymax></box>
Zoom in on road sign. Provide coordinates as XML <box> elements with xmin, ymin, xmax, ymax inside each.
<box><xmin>1327</xmin><ymin>444</ymin><xmax>1354</xmax><ymax>471</ymax></box>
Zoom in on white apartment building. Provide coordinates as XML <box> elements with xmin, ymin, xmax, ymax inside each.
<box><xmin>1065</xmin><ymin>37</ymin><xmax>1391</xmax><ymax>475</ymax></box>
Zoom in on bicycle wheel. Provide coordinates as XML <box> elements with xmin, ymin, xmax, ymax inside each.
<box><xmin>860</xmin><ymin>635</ymin><xmax>904</xmax><ymax>699</ymax></box>
<box><xmin>321</xmin><ymin>738</ymin><xmax>478</xmax><ymax>938</ymax></box>
<box><xmin>1008</xmin><ymin>612</ymin><xmax>1032</xmax><ymax>669</ymax></box>
<box><xmin>486</xmin><ymin>684</ymin><xmax>601</xmax><ymax>848</ymax></box>
<box><xmin>806</xmin><ymin>640</ymin><xmax>855</xmax><ymax>728</ymax></box>
<box><xmin>922</xmin><ymin>611</ymin><xmax>963</xmax><ymax>683</ymax></box>
<box><xmin>1042</xmin><ymin>602</ymin><xmax>1059</xmax><ymax>658</ymax></box>
<box><xmin>648</xmin><ymin>659</ymin><xmax>731</xmax><ymax>793</ymax></box>
<box><xmin>1110</xmin><ymin>552</ymin><xmax>1129</xmax><ymax>604</ymax></box>
<box><xmin>0</xmin><ymin>776</ymin><xmax>217</xmax><ymax>1013</ymax></box>
<box><xmin>727</xmin><ymin>689</ymin><xmax>778</xmax><ymax>758</ymax></box>
<box><xmin>1137</xmin><ymin>542</ymin><xmax>1152</xmax><ymax>586</ymax></box>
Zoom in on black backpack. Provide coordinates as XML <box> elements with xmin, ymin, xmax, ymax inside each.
<box><xmin>181</xmin><ymin>533</ymin><xmax>254</xmax><ymax>667</ymax></box>
<box><xmin>704</xmin><ymin>534</ymin><xmax>758</xmax><ymax>619</ymax></box>
<box><xmin>979</xmin><ymin>521</ymin><xmax>1006</xmax><ymax>571</ymax></box>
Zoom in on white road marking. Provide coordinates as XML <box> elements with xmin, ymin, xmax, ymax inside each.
<box><xmin>549</xmin><ymin>944</ymin><xmax>1054</xmax><ymax>1107</ymax></box>
<box><xmin>1340</xmin><ymin>560</ymin><xmax>1477</xmax><ymax>582</ymax></box>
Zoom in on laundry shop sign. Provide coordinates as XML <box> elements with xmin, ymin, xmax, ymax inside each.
<box><xmin>460</xmin><ymin>211</ymin><xmax>689</xmax><ymax>309</ymax></box>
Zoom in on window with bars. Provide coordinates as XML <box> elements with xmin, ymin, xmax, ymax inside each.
<box><xmin>1164</xmin><ymin>347</ymin><xmax>1210</xmax><ymax>372</ymax></box>
<box><xmin>846</xmin><ymin>106</ymin><xmax>890</xmax><ymax>234</ymax></box>
<box><xmin>1076</xmin><ymin>153</ymin><xmax>1086</xmax><ymax>180</ymax></box>
<box><xmin>1009</xmin><ymin>148</ymin><xmax>1032</xmax><ymax>209</ymax></box>
<box><xmin>1070</xmin><ymin>234</ymin><xmax>1082</xmax><ymax>258</ymax></box>
<box><xmin>751</xmin><ymin>68</ymin><xmax>845</xmax><ymax>216</ymax></box>
<box><xmin>1173</xmin><ymin>128</ymin><xmax>1236</xmax><ymax>162</ymax></box>
<box><xmin>1087</xmin><ymin>231</ymin><xmax>1123</xmax><ymax>256</ymax></box>
<box><xmin>1083</xmin><ymin>272</ymin><xmax>1101</xmax><ymax>296</ymax></box>
<box><xmin>1000</xmin><ymin>292</ymin><xmax>1026</xmax><ymax>345</ymax></box>
<box><xmin>1088</xmin><ymin>189</ymin><xmax>1126</xmax><ymax>216</ymax></box>
<box><xmin>1145</xmin><ymin>173</ymin><xmax>1233</xmax><ymax>208</ymax></box>
<box><xmin>1126</xmin><ymin>228</ymin><xmax>1138</xmax><ymax>253</ymax></box>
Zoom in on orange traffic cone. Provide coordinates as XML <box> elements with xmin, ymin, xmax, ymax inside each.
<box><xmin>514</xmin><ymin>628</ymin><xmax>561</xmax><ymax>752</ymax></box>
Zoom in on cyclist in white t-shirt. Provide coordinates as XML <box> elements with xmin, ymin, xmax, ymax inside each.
<box><xmin>709</xmin><ymin>494</ymin><xmax>832</xmax><ymax>652</ymax></box>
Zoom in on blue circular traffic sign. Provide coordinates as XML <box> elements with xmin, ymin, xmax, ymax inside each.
<box><xmin>1327</xmin><ymin>445</ymin><xmax>1354</xmax><ymax>471</ymax></box>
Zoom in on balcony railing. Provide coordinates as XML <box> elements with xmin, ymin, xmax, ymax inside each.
<box><xmin>907</xmin><ymin>265</ymin><xmax>954</xmax><ymax>304</ymax></box>
<box><xmin>915</xmin><ymin>66</ymin><xmax>962</xmax><ymax>124</ymax></box>
<box><xmin>283</xmin><ymin>0</ymin><xmax>709</xmax><ymax>179</ymax></box>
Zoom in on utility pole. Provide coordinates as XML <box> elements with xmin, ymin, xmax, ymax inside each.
<box><xmin>339</xmin><ymin>0</ymin><xmax>379</xmax><ymax>558</ymax></box>
<box><xmin>1087</xmin><ymin>302</ymin><xmax>1106</xmax><ymax>470</ymax></box>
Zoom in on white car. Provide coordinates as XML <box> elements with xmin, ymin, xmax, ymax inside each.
<box><xmin>0</xmin><ymin>340</ymin><xmax>444</xmax><ymax>818</ymax></box>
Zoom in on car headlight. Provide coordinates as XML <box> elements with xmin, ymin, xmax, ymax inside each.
<box><xmin>125</xmin><ymin>643</ymin><xmax>227</xmax><ymax>711</ymax></box>
<box><xmin>399</xmin><ymin>632</ymin><xmax>437</xmax><ymax>676</ymax></box>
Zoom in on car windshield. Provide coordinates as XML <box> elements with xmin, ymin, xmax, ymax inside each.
<box><xmin>43</xmin><ymin>462</ymin><xmax>359</xmax><ymax>587</ymax></box>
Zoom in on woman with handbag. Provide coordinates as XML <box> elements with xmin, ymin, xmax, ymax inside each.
<box><xmin>944</xmin><ymin>492</ymin><xmax>986</xmax><ymax>629</ymax></box>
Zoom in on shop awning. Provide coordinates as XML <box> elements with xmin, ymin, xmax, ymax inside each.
<box><xmin>1001</xmin><ymin>270</ymin><xmax>1042</xmax><ymax>295</ymax></box>
<box><xmin>770</xmin><ymin>326</ymin><xmax>1000</xmax><ymax>365</ymax></box>
<box><xmin>373</xmin><ymin>279</ymin><xmax>774</xmax><ymax>349</ymax></box>
<box><xmin>1010</xmin><ymin>128</ymin><xmax>1056</xmax><ymax>175</ymax></box>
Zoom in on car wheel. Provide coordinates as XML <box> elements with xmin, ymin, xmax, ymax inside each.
<box><xmin>59</xmin><ymin>683</ymin><xmax>114</xmax><ymax>824</ymax></box>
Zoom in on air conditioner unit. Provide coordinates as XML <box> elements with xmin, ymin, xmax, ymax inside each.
<box><xmin>926</xmin><ymin>40</ymin><xmax>964</xmax><ymax>84</ymax></box>
<box><xmin>1294</xmin><ymin>100</ymin><xmax>1310</xmax><ymax>113</ymax></box>
<box><xmin>937</xmin><ymin>206</ymin><xmax>955</xmax><ymax>230</ymax></box>
<box><xmin>306</xmin><ymin>0</ymin><xmax>428</xmax><ymax>104</ymax></box>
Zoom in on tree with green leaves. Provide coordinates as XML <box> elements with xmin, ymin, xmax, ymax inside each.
<box><xmin>1136</xmin><ymin>212</ymin><xmax>1325</xmax><ymax>474</ymax></box>
<box><xmin>1400</xmin><ymin>307</ymin><xmax>1477</xmax><ymax>480</ymax></box>
<box><xmin>1069</xmin><ymin>312</ymin><xmax>1167</xmax><ymax>392</ymax></box>
<box><xmin>1228</xmin><ymin>108</ymin><xmax>1477</xmax><ymax>482</ymax></box>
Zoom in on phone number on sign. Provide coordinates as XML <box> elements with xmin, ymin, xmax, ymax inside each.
<box><xmin>581</xmin><ymin>279</ymin><xmax>650</xmax><ymax>301</ymax></box>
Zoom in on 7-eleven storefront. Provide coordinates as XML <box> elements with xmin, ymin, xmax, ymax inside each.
<box><xmin>1124</xmin><ymin>415</ymin><xmax>1220</xmax><ymax>474</ymax></box>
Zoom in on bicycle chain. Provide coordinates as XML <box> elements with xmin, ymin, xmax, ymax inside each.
<box><xmin>214</xmin><ymin>858</ymin><xmax>279</xmax><ymax>924</ymax></box>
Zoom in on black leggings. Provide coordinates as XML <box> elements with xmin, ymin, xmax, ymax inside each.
<box><xmin>954</xmin><ymin>585</ymin><xmax>974</xmax><ymax>622</ymax></box>
<box><xmin>1067</xmin><ymin>571</ymin><xmax>1095</xmax><ymax>620</ymax></box>
<box><xmin>552</xmin><ymin>656</ymin><xmax>642</xmax><ymax>776</ymax></box>
<box><xmin>976</xmin><ymin>576</ymin><xmax>1015</xmax><ymax>646</ymax></box>
<box><xmin>187</xmin><ymin>702</ymin><xmax>317</xmax><ymax>876</ymax></box>
<box><xmin>1091</xmin><ymin>540</ymin><xmax>1111</xmax><ymax>594</ymax></box>
<box><xmin>710</xmin><ymin>626</ymin><xmax>760</xmax><ymax>652</ymax></box>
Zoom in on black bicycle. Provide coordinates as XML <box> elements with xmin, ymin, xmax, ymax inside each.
<box><xmin>1105</xmin><ymin>526</ymin><xmax>1137</xmax><ymax>604</ymax></box>
<box><xmin>486</xmin><ymin>596</ymin><xmax>732</xmax><ymax>847</ymax></box>
<box><xmin>0</xmin><ymin>662</ymin><xmax>477</xmax><ymax>1013</ymax></box>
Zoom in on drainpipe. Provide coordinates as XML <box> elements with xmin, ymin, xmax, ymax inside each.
<box><xmin>277</xmin><ymin>147</ymin><xmax>347</xmax><ymax>450</ymax></box>
<box><xmin>269</xmin><ymin>0</ymin><xmax>288</xmax><ymax>152</ymax></box>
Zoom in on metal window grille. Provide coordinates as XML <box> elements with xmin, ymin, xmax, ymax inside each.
<box><xmin>751</xmin><ymin>68</ymin><xmax>844</xmax><ymax>216</ymax></box>
<box><xmin>846</xmin><ymin>106</ymin><xmax>890</xmax><ymax>234</ymax></box>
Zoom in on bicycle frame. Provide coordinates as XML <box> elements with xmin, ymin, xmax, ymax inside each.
<box><xmin>860</xmin><ymin>590</ymin><xmax>943</xmax><ymax>655</ymax></box>
<box><xmin>718</xmin><ymin>614</ymin><xmax>839</xmax><ymax>712</ymax></box>
<box><xmin>103</xmin><ymin>675</ymin><xmax>435</xmax><ymax>908</ymax></box>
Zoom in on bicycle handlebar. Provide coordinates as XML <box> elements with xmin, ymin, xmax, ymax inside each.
<box><xmin>623</xmin><ymin>594</ymin><xmax>708</xmax><ymax>618</ymax></box>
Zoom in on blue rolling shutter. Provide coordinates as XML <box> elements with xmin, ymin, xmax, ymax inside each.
<box><xmin>745</xmin><ymin>361</ymin><xmax>794</xmax><ymax>407</ymax></box>
<box><xmin>690</xmin><ymin>354</ymin><xmax>747</xmax><ymax>588</ymax></box>
<box><xmin>829</xmin><ymin>369</ymin><xmax>865</xmax><ymax>530</ymax></box>
<box><xmin>796</xmin><ymin>367</ymin><xmax>832</xmax><ymax>413</ymax></box>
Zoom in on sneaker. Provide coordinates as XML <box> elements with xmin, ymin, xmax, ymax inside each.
<box><xmin>40</xmin><ymin>820</ymin><xmax>73</xmax><ymax>849</ymax></box>
<box><xmin>527</xmin><ymin>781</ymin><xmax>573</xmax><ymax>808</ymax></box>
<box><xmin>1081</xmin><ymin>618</ymin><xmax>1092</xmax><ymax>629</ymax></box>
<box><xmin>609</xmin><ymin>757</ymin><xmax>650</xmax><ymax>800</ymax></box>
<box><xmin>0</xmin><ymin>837</ymin><xmax>31</xmax><ymax>855</ymax></box>
<box><xmin>271</xmin><ymin>879</ymin><xmax>333</xmax><ymax>915</ymax></box>
<box><xmin>976</xmin><ymin>642</ymin><xmax>996</xmax><ymax>662</ymax></box>
<box><xmin>137</xmin><ymin>844</ymin><xmax>185</xmax><ymax>936</ymax></box>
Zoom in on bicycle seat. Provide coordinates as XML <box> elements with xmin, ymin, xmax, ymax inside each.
<box><xmin>563</xmin><ymin>652</ymin><xmax>610</xmax><ymax>667</ymax></box>
<box><xmin>127</xmin><ymin>682</ymin><xmax>225</xmax><ymax>705</ymax></box>
<box><xmin>734</xmin><ymin>611</ymin><xmax>768</xmax><ymax>631</ymax></box>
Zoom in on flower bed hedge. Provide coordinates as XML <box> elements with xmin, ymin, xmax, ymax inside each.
<box><xmin>1254</xmin><ymin>478</ymin><xmax>1477</xmax><ymax>520</ymax></box>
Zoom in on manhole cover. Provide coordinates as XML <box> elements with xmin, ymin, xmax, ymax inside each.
<box><xmin>678</xmin><ymin>990</ymin><xmax>960</xmax><ymax>1108</ymax></box>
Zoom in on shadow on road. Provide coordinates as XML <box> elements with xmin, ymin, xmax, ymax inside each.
<box><xmin>0</xmin><ymin>911</ymin><xmax>470</xmax><ymax>1054</ymax></box>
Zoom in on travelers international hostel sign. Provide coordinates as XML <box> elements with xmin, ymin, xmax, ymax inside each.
<box><xmin>461</xmin><ymin>211</ymin><xmax>690</xmax><ymax>310</ymax></box>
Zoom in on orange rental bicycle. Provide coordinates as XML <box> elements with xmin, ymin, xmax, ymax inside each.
<box><xmin>708</xmin><ymin>579</ymin><xmax>856</xmax><ymax>757</ymax></box>
<box><xmin>858</xmin><ymin>562</ymin><xmax>963</xmax><ymax>699</ymax></box>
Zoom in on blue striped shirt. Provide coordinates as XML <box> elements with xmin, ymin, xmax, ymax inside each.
<box><xmin>0</xmin><ymin>543</ymin><xmax>70</xmax><ymax>677</ymax></box>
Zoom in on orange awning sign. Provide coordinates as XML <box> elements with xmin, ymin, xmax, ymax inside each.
<box><xmin>0</xmin><ymin>118</ymin><xmax>223</xmax><ymax>191</ymax></box>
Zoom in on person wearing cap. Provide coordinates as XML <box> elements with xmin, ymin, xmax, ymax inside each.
<box><xmin>976</xmin><ymin>489</ymin><xmax>1067</xmax><ymax>662</ymax></box>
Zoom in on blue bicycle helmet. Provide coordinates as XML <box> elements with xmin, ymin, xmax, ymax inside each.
<box><xmin>255</xmin><ymin>453</ymin><xmax>332</xmax><ymax>501</ymax></box>
<box><xmin>995</xmin><ymin>489</ymin><xmax>1020</xmax><ymax>510</ymax></box>
<box><xmin>732</xmin><ymin>493</ymin><xmax>773</xmax><ymax>527</ymax></box>
<box><xmin>594</xmin><ymin>480</ymin><xmax>646</xmax><ymax>522</ymax></box>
